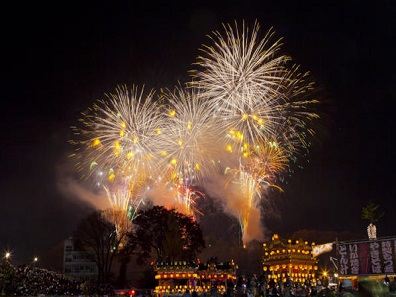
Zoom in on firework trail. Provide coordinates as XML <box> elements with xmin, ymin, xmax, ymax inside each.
<box><xmin>102</xmin><ymin>186</ymin><xmax>132</xmax><ymax>242</ymax></box>
<box><xmin>189</xmin><ymin>20</ymin><xmax>320</xmax><ymax>244</ymax></box>
<box><xmin>223</xmin><ymin>140</ymin><xmax>288</xmax><ymax>244</ymax></box>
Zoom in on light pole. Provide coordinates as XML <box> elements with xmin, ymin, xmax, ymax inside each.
<box><xmin>330</xmin><ymin>257</ymin><xmax>339</xmax><ymax>288</ymax></box>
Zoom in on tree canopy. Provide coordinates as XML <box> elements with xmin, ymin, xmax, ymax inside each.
<box><xmin>361</xmin><ymin>200</ymin><xmax>384</xmax><ymax>224</ymax></box>
<box><xmin>127</xmin><ymin>206</ymin><xmax>206</xmax><ymax>264</ymax></box>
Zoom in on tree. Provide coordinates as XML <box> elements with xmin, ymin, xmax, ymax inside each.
<box><xmin>115</xmin><ymin>239</ymin><xmax>135</xmax><ymax>288</ymax></box>
<box><xmin>174</xmin><ymin>211</ymin><xmax>206</xmax><ymax>258</ymax></box>
<box><xmin>73</xmin><ymin>210</ymin><xmax>128</xmax><ymax>283</ymax></box>
<box><xmin>102</xmin><ymin>207</ymin><xmax>134</xmax><ymax>288</ymax></box>
<box><xmin>126</xmin><ymin>206</ymin><xmax>206</xmax><ymax>264</ymax></box>
<box><xmin>361</xmin><ymin>200</ymin><xmax>384</xmax><ymax>240</ymax></box>
<box><xmin>162</xmin><ymin>211</ymin><xmax>185</xmax><ymax>259</ymax></box>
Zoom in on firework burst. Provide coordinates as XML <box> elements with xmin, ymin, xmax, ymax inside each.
<box><xmin>190</xmin><ymin>20</ymin><xmax>319</xmax><ymax>158</ymax></box>
<box><xmin>157</xmin><ymin>84</ymin><xmax>222</xmax><ymax>183</ymax></box>
<box><xmin>70</xmin><ymin>84</ymin><xmax>164</xmax><ymax>195</ymax></box>
<box><xmin>190</xmin><ymin>21</ymin><xmax>288</xmax><ymax>152</ymax></box>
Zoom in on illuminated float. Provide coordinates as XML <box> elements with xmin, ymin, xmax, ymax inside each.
<box><xmin>153</xmin><ymin>258</ymin><xmax>237</xmax><ymax>296</ymax></box>
<box><xmin>262</xmin><ymin>234</ymin><xmax>319</xmax><ymax>286</ymax></box>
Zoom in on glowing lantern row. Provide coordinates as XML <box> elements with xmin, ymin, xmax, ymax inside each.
<box><xmin>267</xmin><ymin>265</ymin><xmax>316</xmax><ymax>271</ymax></box>
<box><xmin>155</xmin><ymin>273</ymin><xmax>198</xmax><ymax>279</ymax></box>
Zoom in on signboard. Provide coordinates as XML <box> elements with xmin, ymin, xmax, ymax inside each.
<box><xmin>312</xmin><ymin>242</ymin><xmax>334</xmax><ymax>257</ymax></box>
<box><xmin>335</xmin><ymin>237</ymin><xmax>396</xmax><ymax>276</ymax></box>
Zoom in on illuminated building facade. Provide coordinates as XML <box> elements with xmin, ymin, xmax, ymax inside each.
<box><xmin>262</xmin><ymin>234</ymin><xmax>318</xmax><ymax>286</ymax></box>
<box><xmin>153</xmin><ymin>259</ymin><xmax>237</xmax><ymax>295</ymax></box>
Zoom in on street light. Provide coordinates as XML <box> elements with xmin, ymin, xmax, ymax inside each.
<box><xmin>33</xmin><ymin>256</ymin><xmax>38</xmax><ymax>267</ymax></box>
<box><xmin>322</xmin><ymin>270</ymin><xmax>329</xmax><ymax>287</ymax></box>
<box><xmin>4</xmin><ymin>252</ymin><xmax>11</xmax><ymax>261</ymax></box>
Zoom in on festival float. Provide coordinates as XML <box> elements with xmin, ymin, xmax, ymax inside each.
<box><xmin>262</xmin><ymin>234</ymin><xmax>319</xmax><ymax>287</ymax></box>
<box><xmin>153</xmin><ymin>258</ymin><xmax>238</xmax><ymax>296</ymax></box>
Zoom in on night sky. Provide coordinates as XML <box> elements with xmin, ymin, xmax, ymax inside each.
<box><xmin>1</xmin><ymin>1</ymin><xmax>395</xmax><ymax>268</ymax></box>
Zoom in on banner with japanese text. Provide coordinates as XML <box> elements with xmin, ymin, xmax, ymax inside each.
<box><xmin>336</xmin><ymin>237</ymin><xmax>396</xmax><ymax>276</ymax></box>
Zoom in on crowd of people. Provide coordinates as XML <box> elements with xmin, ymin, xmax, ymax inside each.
<box><xmin>231</xmin><ymin>274</ymin><xmax>396</xmax><ymax>297</ymax></box>
<box><xmin>0</xmin><ymin>261</ymin><xmax>113</xmax><ymax>296</ymax></box>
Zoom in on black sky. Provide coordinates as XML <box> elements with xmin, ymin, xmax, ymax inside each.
<box><xmin>1</xmin><ymin>1</ymin><xmax>395</xmax><ymax>268</ymax></box>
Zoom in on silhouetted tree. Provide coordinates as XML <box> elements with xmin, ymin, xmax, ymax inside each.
<box><xmin>126</xmin><ymin>206</ymin><xmax>205</xmax><ymax>264</ymax></box>
<box><xmin>163</xmin><ymin>210</ymin><xmax>185</xmax><ymax>259</ymax></box>
<box><xmin>73</xmin><ymin>210</ymin><xmax>127</xmax><ymax>284</ymax></box>
<box><xmin>174</xmin><ymin>211</ymin><xmax>206</xmax><ymax>258</ymax></box>
<box><xmin>115</xmin><ymin>241</ymin><xmax>135</xmax><ymax>288</ymax></box>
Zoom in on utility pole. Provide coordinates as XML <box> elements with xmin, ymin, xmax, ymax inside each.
<box><xmin>330</xmin><ymin>257</ymin><xmax>339</xmax><ymax>287</ymax></box>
